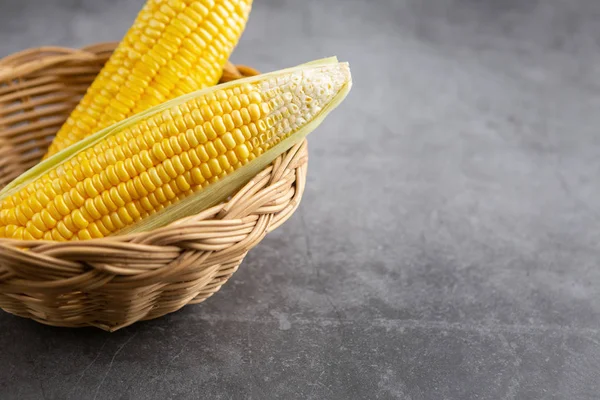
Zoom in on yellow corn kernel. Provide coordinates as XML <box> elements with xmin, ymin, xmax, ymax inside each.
<box><xmin>0</xmin><ymin>60</ymin><xmax>351</xmax><ymax>241</ymax></box>
<box><xmin>44</xmin><ymin>0</ymin><xmax>254</xmax><ymax>158</ymax></box>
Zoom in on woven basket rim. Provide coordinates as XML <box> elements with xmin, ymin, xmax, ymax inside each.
<box><xmin>0</xmin><ymin>43</ymin><xmax>307</xmax><ymax>266</ymax></box>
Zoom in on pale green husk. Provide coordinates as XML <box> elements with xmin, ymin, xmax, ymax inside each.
<box><xmin>0</xmin><ymin>57</ymin><xmax>352</xmax><ymax>236</ymax></box>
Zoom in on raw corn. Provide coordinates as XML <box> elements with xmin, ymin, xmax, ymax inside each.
<box><xmin>0</xmin><ymin>59</ymin><xmax>352</xmax><ymax>241</ymax></box>
<box><xmin>44</xmin><ymin>0</ymin><xmax>253</xmax><ymax>158</ymax></box>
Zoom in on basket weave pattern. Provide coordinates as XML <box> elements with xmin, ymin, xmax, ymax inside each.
<box><xmin>0</xmin><ymin>42</ymin><xmax>308</xmax><ymax>331</ymax></box>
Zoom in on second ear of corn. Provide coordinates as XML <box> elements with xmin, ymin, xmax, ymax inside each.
<box><xmin>44</xmin><ymin>0</ymin><xmax>253</xmax><ymax>158</ymax></box>
<box><xmin>0</xmin><ymin>60</ymin><xmax>352</xmax><ymax>241</ymax></box>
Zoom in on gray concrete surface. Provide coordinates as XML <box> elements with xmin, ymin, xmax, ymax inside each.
<box><xmin>1</xmin><ymin>0</ymin><xmax>600</xmax><ymax>398</ymax></box>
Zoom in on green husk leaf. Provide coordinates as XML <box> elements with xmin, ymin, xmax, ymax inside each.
<box><xmin>0</xmin><ymin>57</ymin><xmax>352</xmax><ymax>237</ymax></box>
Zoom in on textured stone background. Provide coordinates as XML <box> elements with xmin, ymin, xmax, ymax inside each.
<box><xmin>1</xmin><ymin>0</ymin><xmax>600</xmax><ymax>399</ymax></box>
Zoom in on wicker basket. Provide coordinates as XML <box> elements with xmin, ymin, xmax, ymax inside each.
<box><xmin>0</xmin><ymin>42</ymin><xmax>308</xmax><ymax>331</ymax></box>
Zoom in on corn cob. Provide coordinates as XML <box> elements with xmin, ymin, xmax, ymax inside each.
<box><xmin>0</xmin><ymin>59</ymin><xmax>352</xmax><ymax>241</ymax></box>
<box><xmin>44</xmin><ymin>0</ymin><xmax>253</xmax><ymax>158</ymax></box>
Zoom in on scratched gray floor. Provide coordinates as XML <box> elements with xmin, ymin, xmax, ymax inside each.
<box><xmin>1</xmin><ymin>0</ymin><xmax>600</xmax><ymax>399</ymax></box>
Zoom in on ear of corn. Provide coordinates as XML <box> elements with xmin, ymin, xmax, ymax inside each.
<box><xmin>44</xmin><ymin>0</ymin><xmax>253</xmax><ymax>158</ymax></box>
<box><xmin>0</xmin><ymin>58</ymin><xmax>352</xmax><ymax>241</ymax></box>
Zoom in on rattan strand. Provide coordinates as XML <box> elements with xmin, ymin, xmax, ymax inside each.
<box><xmin>0</xmin><ymin>42</ymin><xmax>308</xmax><ymax>331</ymax></box>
